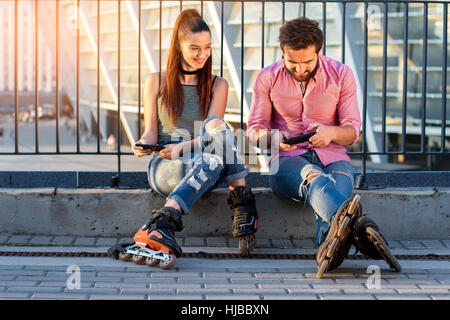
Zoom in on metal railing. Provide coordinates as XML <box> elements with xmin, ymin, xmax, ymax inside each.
<box><xmin>1</xmin><ymin>0</ymin><xmax>449</xmax><ymax>188</ymax></box>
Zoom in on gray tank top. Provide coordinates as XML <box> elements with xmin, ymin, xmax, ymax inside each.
<box><xmin>157</xmin><ymin>78</ymin><xmax>217</xmax><ymax>143</ymax></box>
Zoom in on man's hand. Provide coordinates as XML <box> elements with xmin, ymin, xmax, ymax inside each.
<box><xmin>279</xmin><ymin>141</ymin><xmax>297</xmax><ymax>152</ymax></box>
<box><xmin>306</xmin><ymin>123</ymin><xmax>337</xmax><ymax>148</ymax></box>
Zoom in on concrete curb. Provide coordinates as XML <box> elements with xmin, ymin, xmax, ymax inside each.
<box><xmin>1</xmin><ymin>187</ymin><xmax>449</xmax><ymax>240</ymax></box>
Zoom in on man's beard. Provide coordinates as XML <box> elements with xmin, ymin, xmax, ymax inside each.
<box><xmin>285</xmin><ymin>60</ymin><xmax>319</xmax><ymax>82</ymax></box>
<box><xmin>289</xmin><ymin>69</ymin><xmax>313</xmax><ymax>82</ymax></box>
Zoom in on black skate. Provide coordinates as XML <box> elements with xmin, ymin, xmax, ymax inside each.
<box><xmin>227</xmin><ymin>185</ymin><xmax>258</xmax><ymax>257</ymax></box>
<box><xmin>108</xmin><ymin>207</ymin><xmax>183</xmax><ymax>270</ymax></box>
<box><xmin>316</xmin><ymin>195</ymin><xmax>362</xmax><ymax>279</ymax></box>
<box><xmin>352</xmin><ymin>215</ymin><xmax>402</xmax><ymax>272</ymax></box>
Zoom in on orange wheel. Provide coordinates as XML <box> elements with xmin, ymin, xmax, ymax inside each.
<box><xmin>132</xmin><ymin>254</ymin><xmax>146</xmax><ymax>265</ymax></box>
<box><xmin>145</xmin><ymin>257</ymin><xmax>160</xmax><ymax>267</ymax></box>
<box><xmin>119</xmin><ymin>252</ymin><xmax>132</xmax><ymax>262</ymax></box>
<box><xmin>337</xmin><ymin>216</ymin><xmax>350</xmax><ymax>238</ymax></box>
<box><xmin>316</xmin><ymin>259</ymin><xmax>329</xmax><ymax>279</ymax></box>
<box><xmin>239</xmin><ymin>237</ymin><xmax>251</xmax><ymax>257</ymax></box>
<box><xmin>347</xmin><ymin>195</ymin><xmax>360</xmax><ymax>215</ymax></box>
<box><xmin>326</xmin><ymin>238</ymin><xmax>340</xmax><ymax>259</ymax></box>
<box><xmin>159</xmin><ymin>254</ymin><xmax>176</xmax><ymax>270</ymax></box>
<box><xmin>366</xmin><ymin>227</ymin><xmax>402</xmax><ymax>273</ymax></box>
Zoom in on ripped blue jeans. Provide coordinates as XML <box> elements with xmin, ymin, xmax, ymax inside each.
<box><xmin>147</xmin><ymin>116</ymin><xmax>248</xmax><ymax>214</ymax></box>
<box><xmin>269</xmin><ymin>151</ymin><xmax>355</xmax><ymax>247</ymax></box>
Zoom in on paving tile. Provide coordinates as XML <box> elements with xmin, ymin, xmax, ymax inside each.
<box><xmin>271</xmin><ymin>239</ymin><xmax>294</xmax><ymax>248</ymax></box>
<box><xmin>320</xmin><ymin>294</ymin><xmax>376</xmax><ymax>300</ymax></box>
<box><xmin>29</xmin><ymin>236</ymin><xmax>53</xmax><ymax>245</ymax></box>
<box><xmin>419</xmin><ymin>240</ymin><xmax>446</xmax><ymax>249</ymax></box>
<box><xmin>292</xmin><ymin>239</ymin><xmax>315</xmax><ymax>248</ymax></box>
<box><xmin>31</xmin><ymin>293</ymin><xmax>87</xmax><ymax>300</ymax></box>
<box><xmin>90</xmin><ymin>294</ymin><xmax>147</xmax><ymax>300</ymax></box>
<box><xmin>183</xmin><ymin>237</ymin><xmax>206</xmax><ymax>247</ymax></box>
<box><xmin>7</xmin><ymin>235</ymin><xmax>32</xmax><ymax>244</ymax></box>
<box><xmin>206</xmin><ymin>237</ymin><xmax>227</xmax><ymax>247</ymax></box>
<box><xmin>95</xmin><ymin>238</ymin><xmax>118</xmax><ymax>247</ymax></box>
<box><xmin>440</xmin><ymin>240</ymin><xmax>450</xmax><ymax>248</ymax></box>
<box><xmin>51</xmin><ymin>237</ymin><xmax>75</xmax><ymax>246</ymax></box>
<box><xmin>400</xmin><ymin>240</ymin><xmax>425</xmax><ymax>249</ymax></box>
<box><xmin>73</xmin><ymin>237</ymin><xmax>96</xmax><ymax>246</ymax></box>
<box><xmin>375</xmin><ymin>294</ymin><xmax>431</xmax><ymax>300</ymax></box>
<box><xmin>0</xmin><ymin>235</ymin><xmax>11</xmax><ymax>244</ymax></box>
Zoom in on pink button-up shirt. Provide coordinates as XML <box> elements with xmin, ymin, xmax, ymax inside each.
<box><xmin>247</xmin><ymin>55</ymin><xmax>361</xmax><ymax>167</ymax></box>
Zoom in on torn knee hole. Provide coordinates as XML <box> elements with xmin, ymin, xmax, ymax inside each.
<box><xmin>306</xmin><ymin>170</ymin><xmax>322</xmax><ymax>183</ymax></box>
<box><xmin>334</xmin><ymin>171</ymin><xmax>353</xmax><ymax>180</ymax></box>
<box><xmin>205</xmin><ymin>119</ymin><xmax>226</xmax><ymax>132</ymax></box>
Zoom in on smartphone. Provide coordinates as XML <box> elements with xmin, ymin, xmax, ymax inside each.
<box><xmin>134</xmin><ymin>143</ymin><xmax>165</xmax><ymax>151</ymax></box>
<box><xmin>282</xmin><ymin>131</ymin><xmax>316</xmax><ymax>145</ymax></box>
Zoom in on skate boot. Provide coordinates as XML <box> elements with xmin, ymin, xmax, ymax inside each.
<box><xmin>352</xmin><ymin>215</ymin><xmax>402</xmax><ymax>272</ymax></box>
<box><xmin>115</xmin><ymin>207</ymin><xmax>183</xmax><ymax>270</ymax></box>
<box><xmin>227</xmin><ymin>185</ymin><xmax>258</xmax><ymax>257</ymax></box>
<box><xmin>316</xmin><ymin>194</ymin><xmax>362</xmax><ymax>279</ymax></box>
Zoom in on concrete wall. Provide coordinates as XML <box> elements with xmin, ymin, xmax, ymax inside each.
<box><xmin>1</xmin><ymin>187</ymin><xmax>449</xmax><ymax>240</ymax></box>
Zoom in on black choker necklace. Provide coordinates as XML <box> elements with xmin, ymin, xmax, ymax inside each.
<box><xmin>180</xmin><ymin>67</ymin><xmax>200</xmax><ymax>75</ymax></box>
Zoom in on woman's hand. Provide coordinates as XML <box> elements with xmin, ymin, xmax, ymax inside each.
<box><xmin>132</xmin><ymin>132</ymin><xmax>156</xmax><ymax>158</ymax></box>
<box><xmin>155</xmin><ymin>142</ymin><xmax>187</xmax><ymax>160</ymax></box>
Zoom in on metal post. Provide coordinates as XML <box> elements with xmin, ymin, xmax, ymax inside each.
<box><xmin>220</xmin><ymin>1</ymin><xmax>224</xmax><ymax>77</ymax></box>
<box><xmin>357</xmin><ymin>2</ymin><xmax>370</xmax><ymax>189</ymax></box>
<box><xmin>341</xmin><ymin>2</ymin><xmax>345</xmax><ymax>63</ymax></box>
<box><xmin>421</xmin><ymin>3</ymin><xmax>428</xmax><ymax>153</ymax></box>
<box><xmin>116</xmin><ymin>0</ymin><xmax>122</xmax><ymax>187</ymax></box>
<box><xmin>14</xmin><ymin>0</ymin><xmax>19</xmax><ymax>154</ymax></box>
<box><xmin>56</xmin><ymin>0</ymin><xmax>60</xmax><ymax>153</ymax></box>
<box><xmin>240</xmin><ymin>0</ymin><xmax>244</xmax><ymax>131</ymax></box>
<box><xmin>261</xmin><ymin>1</ymin><xmax>264</xmax><ymax>69</ymax></box>
<box><xmin>138</xmin><ymin>0</ymin><xmax>142</xmax><ymax>139</ymax></box>
<box><xmin>35</xmin><ymin>0</ymin><xmax>39</xmax><ymax>153</ymax></box>
<box><xmin>442</xmin><ymin>3</ymin><xmax>448</xmax><ymax>153</ymax></box>
<box><xmin>97</xmin><ymin>0</ymin><xmax>101</xmax><ymax>153</ymax></box>
<box><xmin>401</xmin><ymin>2</ymin><xmax>409</xmax><ymax>156</ymax></box>
<box><xmin>322</xmin><ymin>1</ymin><xmax>326</xmax><ymax>56</ymax></box>
<box><xmin>381</xmin><ymin>2</ymin><xmax>388</xmax><ymax>154</ymax></box>
<box><xmin>76</xmin><ymin>0</ymin><xmax>80</xmax><ymax>153</ymax></box>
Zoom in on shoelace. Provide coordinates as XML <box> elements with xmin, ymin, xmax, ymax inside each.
<box><xmin>233</xmin><ymin>210</ymin><xmax>249</xmax><ymax>229</ymax></box>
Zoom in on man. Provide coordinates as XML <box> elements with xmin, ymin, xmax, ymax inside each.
<box><xmin>247</xmin><ymin>17</ymin><xmax>401</xmax><ymax>278</ymax></box>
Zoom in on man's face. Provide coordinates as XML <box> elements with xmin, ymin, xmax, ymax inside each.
<box><xmin>282</xmin><ymin>45</ymin><xmax>320</xmax><ymax>82</ymax></box>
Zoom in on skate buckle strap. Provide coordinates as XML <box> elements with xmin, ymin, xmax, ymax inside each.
<box><xmin>227</xmin><ymin>186</ymin><xmax>256</xmax><ymax>210</ymax></box>
<box><xmin>151</xmin><ymin>207</ymin><xmax>184</xmax><ymax>232</ymax></box>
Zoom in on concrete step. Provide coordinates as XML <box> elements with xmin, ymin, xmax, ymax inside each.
<box><xmin>1</xmin><ymin>187</ymin><xmax>449</xmax><ymax>240</ymax></box>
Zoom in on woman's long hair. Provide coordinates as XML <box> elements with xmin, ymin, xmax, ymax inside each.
<box><xmin>162</xmin><ymin>9</ymin><xmax>212</xmax><ymax>125</ymax></box>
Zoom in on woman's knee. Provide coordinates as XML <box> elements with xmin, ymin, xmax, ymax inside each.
<box><xmin>204</xmin><ymin>117</ymin><xmax>227</xmax><ymax>133</ymax></box>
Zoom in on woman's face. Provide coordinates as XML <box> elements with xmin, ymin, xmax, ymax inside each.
<box><xmin>179</xmin><ymin>31</ymin><xmax>211</xmax><ymax>71</ymax></box>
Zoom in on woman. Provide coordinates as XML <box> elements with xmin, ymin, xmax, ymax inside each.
<box><xmin>115</xmin><ymin>9</ymin><xmax>258</xmax><ymax>268</ymax></box>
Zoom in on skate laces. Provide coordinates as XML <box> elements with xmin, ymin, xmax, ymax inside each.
<box><xmin>233</xmin><ymin>210</ymin><xmax>248</xmax><ymax>225</ymax></box>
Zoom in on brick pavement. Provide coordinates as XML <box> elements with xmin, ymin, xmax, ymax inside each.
<box><xmin>0</xmin><ymin>233</ymin><xmax>448</xmax><ymax>300</ymax></box>
<box><xmin>1</xmin><ymin>234</ymin><xmax>449</xmax><ymax>250</ymax></box>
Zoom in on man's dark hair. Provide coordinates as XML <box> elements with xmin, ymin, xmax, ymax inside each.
<box><xmin>279</xmin><ymin>17</ymin><xmax>323</xmax><ymax>53</ymax></box>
